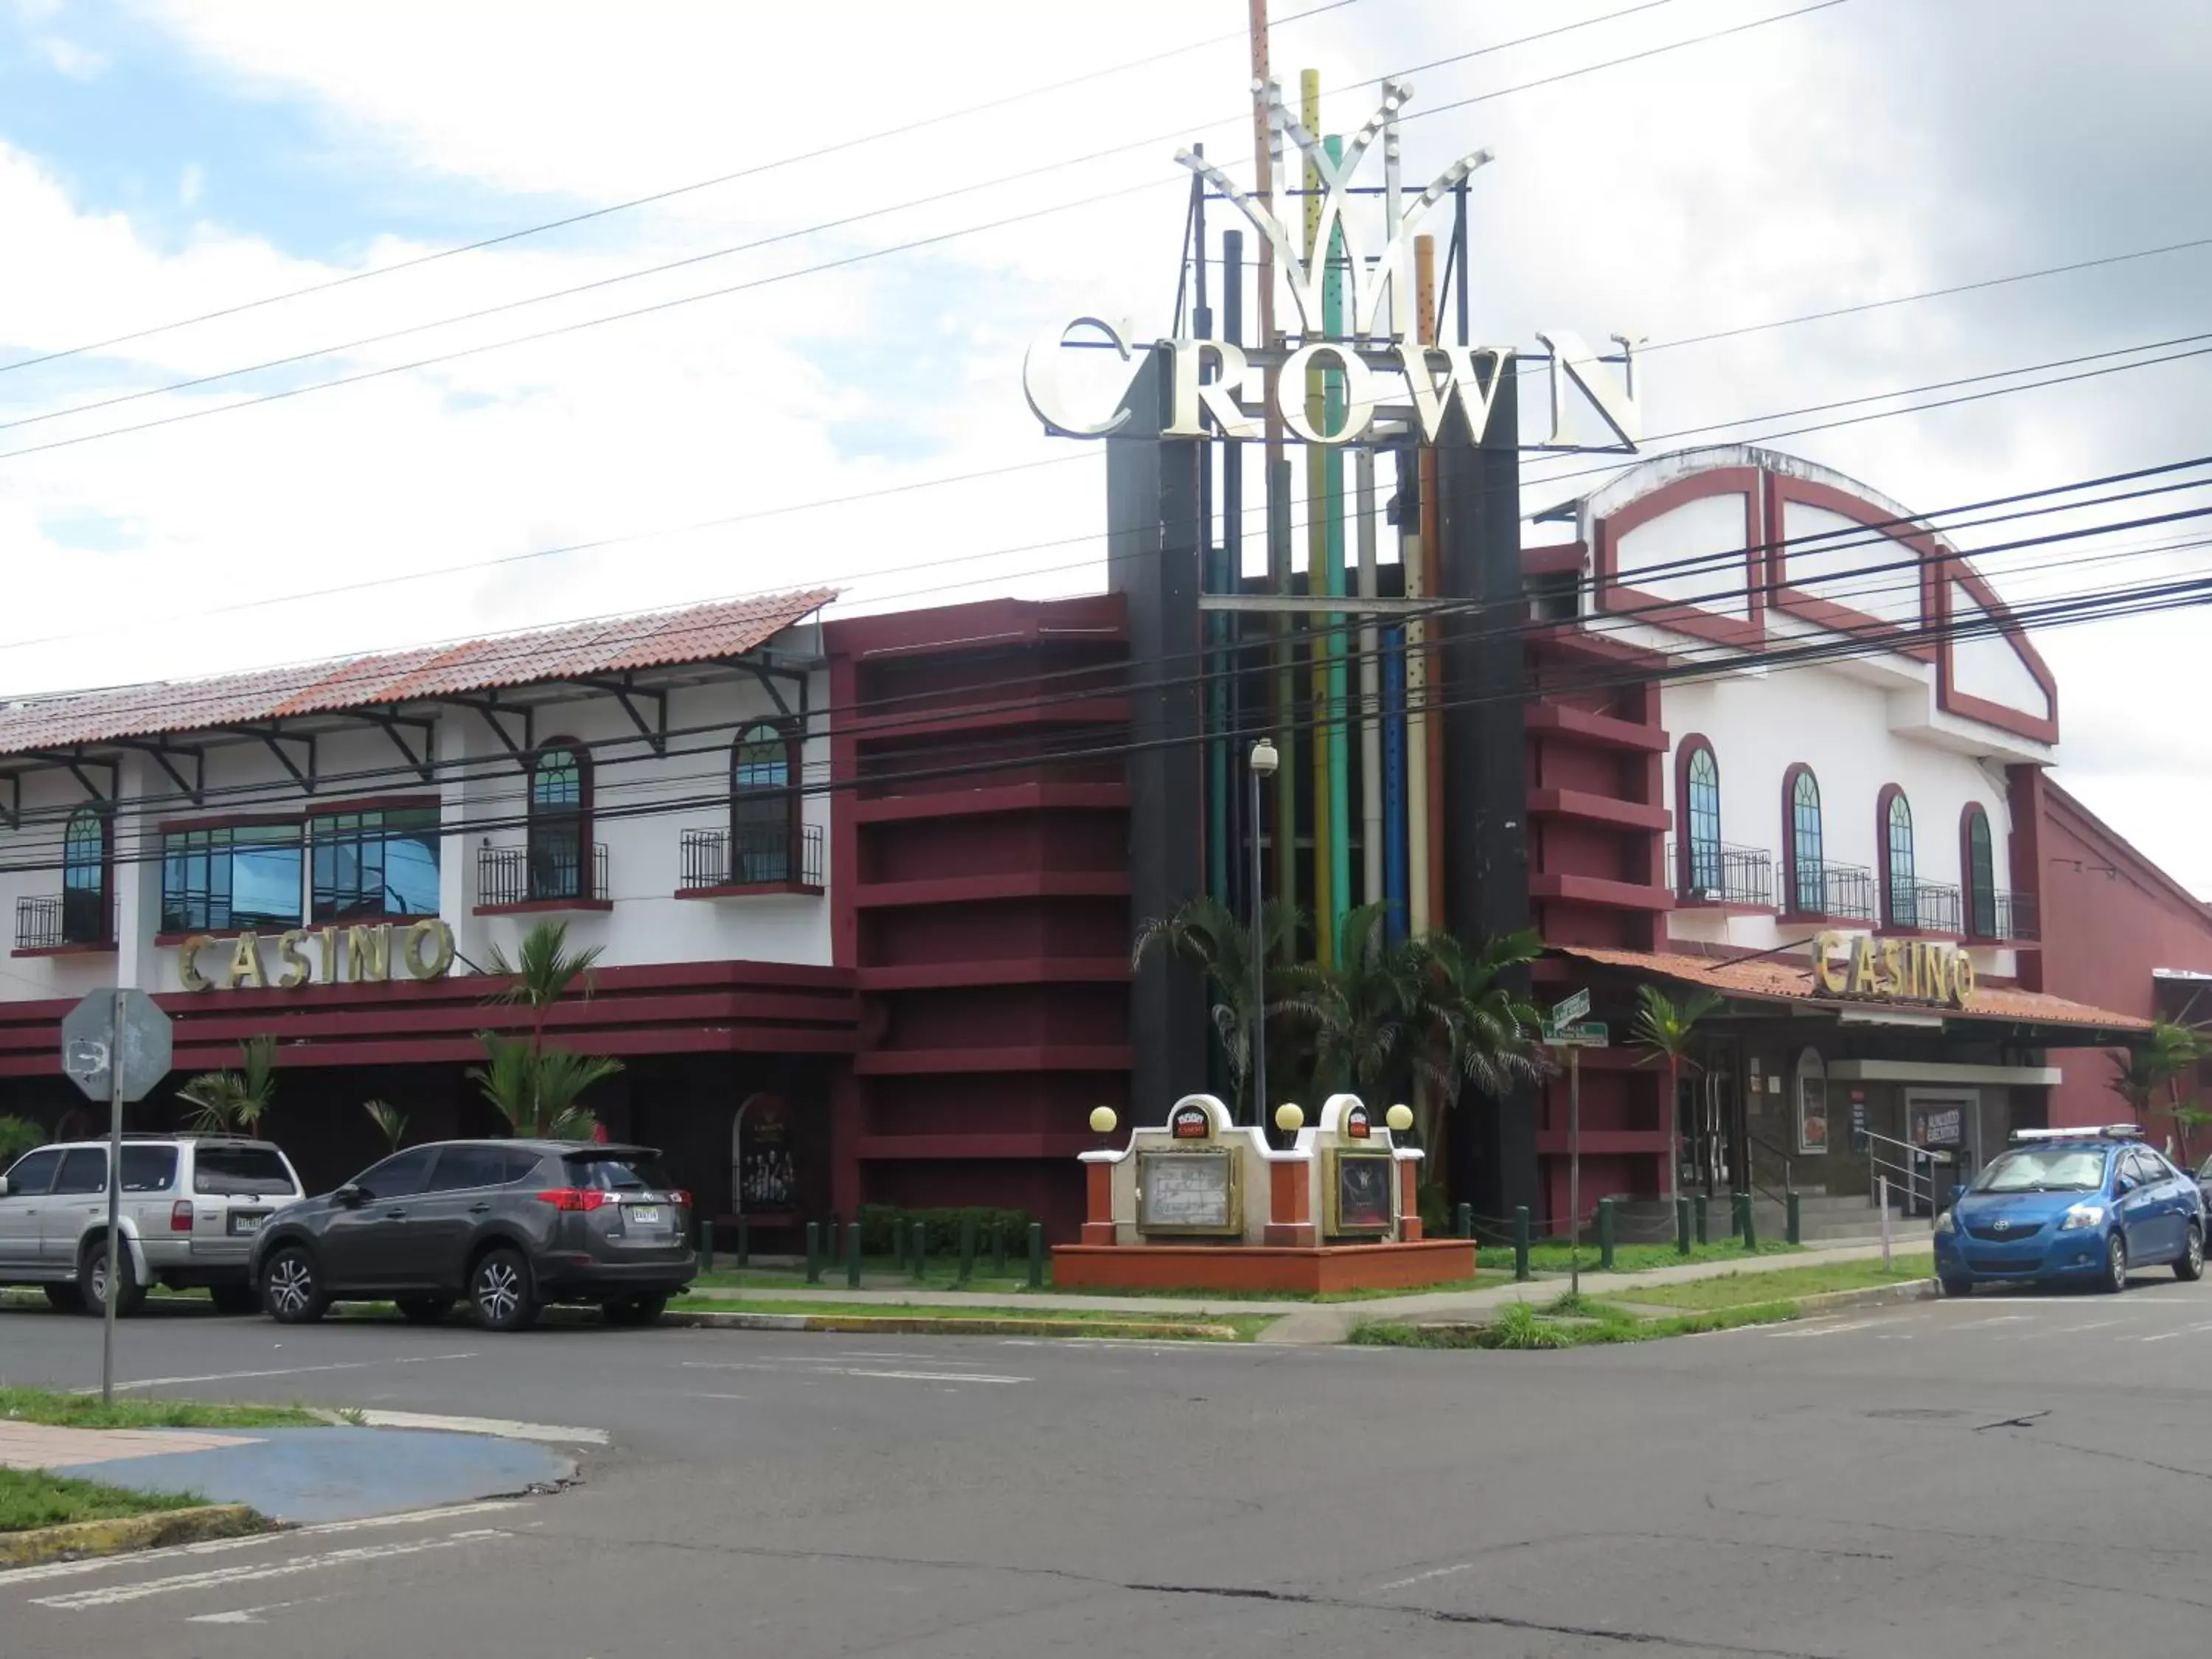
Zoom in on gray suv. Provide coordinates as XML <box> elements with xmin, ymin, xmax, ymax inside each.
<box><xmin>250</xmin><ymin>1138</ymin><xmax>695</xmax><ymax>1331</ymax></box>
<box><xmin>0</xmin><ymin>1135</ymin><xmax>304</xmax><ymax>1315</ymax></box>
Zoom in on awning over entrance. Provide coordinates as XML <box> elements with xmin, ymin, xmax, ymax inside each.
<box><xmin>1554</xmin><ymin>945</ymin><xmax>2151</xmax><ymax>1046</ymax></box>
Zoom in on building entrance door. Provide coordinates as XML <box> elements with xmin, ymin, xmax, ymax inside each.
<box><xmin>1680</xmin><ymin>1051</ymin><xmax>1742</xmax><ymax>1202</ymax></box>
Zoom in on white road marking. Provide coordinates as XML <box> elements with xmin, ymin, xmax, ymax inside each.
<box><xmin>1374</xmin><ymin>1562</ymin><xmax>1474</xmax><ymax>1592</ymax></box>
<box><xmin>2052</xmin><ymin>1320</ymin><xmax>2127</xmax><ymax>1333</ymax></box>
<box><xmin>187</xmin><ymin>1593</ymin><xmax>335</xmax><ymax>1626</ymax></box>
<box><xmin>1951</xmin><ymin>1315</ymin><xmax>2032</xmax><ymax>1329</ymax></box>
<box><xmin>31</xmin><ymin>1530</ymin><xmax>507</xmax><ymax>1611</ymax></box>
<box><xmin>348</xmin><ymin>1409</ymin><xmax>606</xmax><ymax>1446</ymax></box>
<box><xmin>96</xmin><ymin>1352</ymin><xmax>478</xmax><ymax>1392</ymax></box>
<box><xmin>1768</xmin><ymin>1318</ymin><xmax>1907</xmax><ymax>1340</ymax></box>
<box><xmin>0</xmin><ymin>1502</ymin><xmax>526</xmax><ymax>1590</ymax></box>
<box><xmin>683</xmin><ymin>1392</ymin><xmax>750</xmax><ymax>1402</ymax></box>
<box><xmin>2140</xmin><ymin>1329</ymin><xmax>2188</xmax><ymax>1343</ymax></box>
<box><xmin>681</xmin><ymin>1360</ymin><xmax>1027</xmax><ymax>1384</ymax></box>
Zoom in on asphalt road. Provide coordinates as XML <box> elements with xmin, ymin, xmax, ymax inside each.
<box><xmin>4</xmin><ymin>1276</ymin><xmax>2211</xmax><ymax>1658</ymax></box>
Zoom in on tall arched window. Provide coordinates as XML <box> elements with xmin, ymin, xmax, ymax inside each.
<box><xmin>1676</xmin><ymin>739</ymin><xmax>1722</xmax><ymax>899</ymax></box>
<box><xmin>61</xmin><ymin>807</ymin><xmax>109</xmax><ymax>945</ymax></box>
<box><xmin>1783</xmin><ymin>765</ymin><xmax>1823</xmax><ymax>916</ymax></box>
<box><xmin>732</xmin><ymin>723</ymin><xmax>796</xmax><ymax>883</ymax></box>
<box><xmin>1962</xmin><ymin>804</ymin><xmax>1996</xmax><ymax>938</ymax></box>
<box><xmin>527</xmin><ymin>742</ymin><xmax>588</xmax><ymax>902</ymax></box>
<box><xmin>1880</xmin><ymin>786</ymin><xmax>1916</xmax><ymax>928</ymax></box>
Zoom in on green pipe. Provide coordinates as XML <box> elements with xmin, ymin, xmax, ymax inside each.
<box><xmin>1323</xmin><ymin>133</ymin><xmax>1350</xmax><ymax>941</ymax></box>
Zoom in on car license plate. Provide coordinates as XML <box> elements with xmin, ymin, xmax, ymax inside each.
<box><xmin>627</xmin><ymin>1206</ymin><xmax>664</xmax><ymax>1228</ymax></box>
<box><xmin>227</xmin><ymin>1212</ymin><xmax>265</xmax><ymax>1236</ymax></box>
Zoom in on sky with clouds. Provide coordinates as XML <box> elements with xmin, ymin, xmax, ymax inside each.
<box><xmin>1</xmin><ymin>0</ymin><xmax>2208</xmax><ymax>889</ymax></box>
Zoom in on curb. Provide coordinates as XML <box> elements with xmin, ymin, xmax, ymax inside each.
<box><xmin>0</xmin><ymin>1503</ymin><xmax>271</xmax><ymax>1569</ymax></box>
<box><xmin>665</xmin><ymin>1310</ymin><xmax>1242</xmax><ymax>1342</ymax></box>
<box><xmin>1790</xmin><ymin>1279</ymin><xmax>1939</xmax><ymax>1314</ymax></box>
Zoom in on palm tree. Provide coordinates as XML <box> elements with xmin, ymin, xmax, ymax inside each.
<box><xmin>1132</xmin><ymin>894</ymin><xmax>1305</xmax><ymax>1124</ymax></box>
<box><xmin>470</xmin><ymin>919</ymin><xmax>623</xmax><ymax>1138</ymax></box>
<box><xmin>1405</xmin><ymin>927</ymin><xmax>1548</xmax><ymax>1180</ymax></box>
<box><xmin>2109</xmin><ymin>1018</ymin><xmax>2208</xmax><ymax>1164</ymax></box>
<box><xmin>1630</xmin><ymin>984</ymin><xmax>1722</xmax><ymax>1206</ymax></box>
<box><xmin>1307</xmin><ymin>904</ymin><xmax>1425</xmax><ymax>1101</ymax></box>
<box><xmin>363</xmin><ymin>1099</ymin><xmax>408</xmax><ymax>1154</ymax></box>
<box><xmin>175</xmin><ymin>1036</ymin><xmax>278</xmax><ymax>1135</ymax></box>
<box><xmin>0</xmin><ymin>1114</ymin><xmax>44</xmax><ymax>1164</ymax></box>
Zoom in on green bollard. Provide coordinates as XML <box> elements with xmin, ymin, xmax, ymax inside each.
<box><xmin>804</xmin><ymin>1222</ymin><xmax>821</xmax><ymax>1284</ymax></box>
<box><xmin>959</xmin><ymin>1217</ymin><xmax>976</xmax><ymax>1286</ymax></box>
<box><xmin>1596</xmin><ymin>1197</ymin><xmax>1616</xmax><ymax>1271</ymax></box>
<box><xmin>891</xmin><ymin>1213</ymin><xmax>905</xmax><ymax>1272</ymax></box>
<box><xmin>1786</xmin><ymin>1190</ymin><xmax>1803</xmax><ymax>1247</ymax></box>
<box><xmin>911</xmin><ymin>1221</ymin><xmax>928</xmax><ymax>1281</ymax></box>
<box><xmin>992</xmin><ymin>1221</ymin><xmax>1007</xmax><ymax>1276</ymax></box>
<box><xmin>846</xmin><ymin>1222</ymin><xmax>863</xmax><ymax>1289</ymax></box>
<box><xmin>1675</xmin><ymin>1197</ymin><xmax>1692</xmax><ymax>1256</ymax></box>
<box><xmin>1512</xmin><ymin>1206</ymin><xmax>1531</xmax><ymax>1281</ymax></box>
<box><xmin>827</xmin><ymin>1211</ymin><xmax>841</xmax><ymax>1265</ymax></box>
<box><xmin>1026</xmin><ymin>1222</ymin><xmax>1045</xmax><ymax>1290</ymax></box>
<box><xmin>1739</xmin><ymin>1192</ymin><xmax>1759</xmax><ymax>1251</ymax></box>
<box><xmin>1694</xmin><ymin>1194</ymin><xmax>1710</xmax><ymax>1246</ymax></box>
<box><xmin>700</xmin><ymin>1220</ymin><xmax>715</xmax><ymax>1275</ymax></box>
<box><xmin>1455</xmin><ymin>1203</ymin><xmax>1473</xmax><ymax>1241</ymax></box>
<box><xmin>736</xmin><ymin>1216</ymin><xmax>750</xmax><ymax>1269</ymax></box>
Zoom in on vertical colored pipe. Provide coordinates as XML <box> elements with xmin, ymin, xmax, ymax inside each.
<box><xmin>1404</xmin><ymin>236</ymin><xmax>1436</xmax><ymax>939</ymax></box>
<box><xmin>1382</xmin><ymin>613</ymin><xmax>1408</xmax><ymax>942</ymax></box>
<box><xmin>1198</xmin><ymin>238</ymin><xmax>1228</xmax><ymax>911</ymax></box>
<box><xmin>1417</xmin><ymin>235</ymin><xmax>1446</xmax><ymax>934</ymax></box>
<box><xmin>1301</xmin><ymin>72</ymin><xmax>1331</xmax><ymax>963</ymax></box>
<box><xmin>1222</xmin><ymin>231</ymin><xmax>1247</xmax><ymax>917</ymax></box>
<box><xmin>1322</xmin><ymin>133</ymin><xmax>1350</xmax><ymax>946</ymax></box>
<box><xmin>1357</xmin><ymin>448</ymin><xmax>1381</xmax><ymax>909</ymax></box>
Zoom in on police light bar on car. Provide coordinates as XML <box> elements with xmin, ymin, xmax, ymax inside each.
<box><xmin>2009</xmin><ymin>1124</ymin><xmax>2142</xmax><ymax>1143</ymax></box>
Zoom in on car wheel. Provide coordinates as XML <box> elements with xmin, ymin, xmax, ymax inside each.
<box><xmin>396</xmin><ymin>1297</ymin><xmax>454</xmax><ymax>1326</ymax></box>
<box><xmin>1939</xmin><ymin>1274</ymin><xmax>1973</xmax><ymax>1298</ymax></box>
<box><xmin>2098</xmin><ymin>1233</ymin><xmax>2128</xmax><ymax>1294</ymax></box>
<box><xmin>42</xmin><ymin>1284</ymin><xmax>76</xmax><ymax>1313</ymax></box>
<box><xmin>602</xmin><ymin>1294</ymin><xmax>668</xmax><ymax>1327</ymax></box>
<box><xmin>261</xmin><ymin>1245</ymin><xmax>329</xmax><ymax>1324</ymax></box>
<box><xmin>2177</xmin><ymin>1222</ymin><xmax>2205</xmax><ymax>1283</ymax></box>
<box><xmin>469</xmin><ymin>1248</ymin><xmax>539</xmax><ymax>1332</ymax></box>
<box><xmin>78</xmin><ymin>1239</ymin><xmax>147</xmax><ymax>1317</ymax></box>
<box><xmin>208</xmin><ymin>1283</ymin><xmax>260</xmax><ymax>1317</ymax></box>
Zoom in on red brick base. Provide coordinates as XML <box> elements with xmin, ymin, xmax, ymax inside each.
<box><xmin>1048</xmin><ymin>1238</ymin><xmax>1476</xmax><ymax>1295</ymax></box>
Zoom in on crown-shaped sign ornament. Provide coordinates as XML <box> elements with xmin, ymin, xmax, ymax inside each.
<box><xmin>1022</xmin><ymin>77</ymin><xmax>1645</xmax><ymax>453</ymax></box>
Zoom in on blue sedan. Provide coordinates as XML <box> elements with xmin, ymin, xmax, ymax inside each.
<box><xmin>1934</xmin><ymin>1133</ymin><xmax>2206</xmax><ymax>1295</ymax></box>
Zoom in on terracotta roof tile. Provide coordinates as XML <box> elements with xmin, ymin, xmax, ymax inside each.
<box><xmin>1556</xmin><ymin>945</ymin><xmax>2151</xmax><ymax>1034</ymax></box>
<box><xmin>0</xmin><ymin>588</ymin><xmax>835</xmax><ymax>759</ymax></box>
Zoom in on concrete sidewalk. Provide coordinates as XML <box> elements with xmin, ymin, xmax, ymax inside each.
<box><xmin>0</xmin><ymin>1422</ymin><xmax>573</xmax><ymax>1524</ymax></box>
<box><xmin>681</xmin><ymin>1237</ymin><xmax>1935</xmax><ymax>1344</ymax></box>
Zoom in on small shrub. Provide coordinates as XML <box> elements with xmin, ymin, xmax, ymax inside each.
<box><xmin>855</xmin><ymin>1204</ymin><xmax>1034</xmax><ymax>1259</ymax></box>
<box><xmin>1488</xmin><ymin>1302</ymin><xmax>1570</xmax><ymax>1349</ymax></box>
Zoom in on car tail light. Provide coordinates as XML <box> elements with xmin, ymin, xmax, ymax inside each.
<box><xmin>534</xmin><ymin>1188</ymin><xmax>609</xmax><ymax>1211</ymax></box>
<box><xmin>671</xmin><ymin>1190</ymin><xmax>692</xmax><ymax>1211</ymax></box>
<box><xmin>170</xmin><ymin>1201</ymin><xmax>194</xmax><ymax>1233</ymax></box>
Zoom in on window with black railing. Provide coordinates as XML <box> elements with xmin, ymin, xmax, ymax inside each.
<box><xmin>15</xmin><ymin>891</ymin><xmax>119</xmax><ymax>951</ymax></box>
<box><xmin>1983</xmin><ymin>889</ymin><xmax>2039</xmax><ymax>942</ymax></box>
<box><xmin>1821</xmin><ymin>862</ymin><xmax>1877</xmax><ymax>921</ymax></box>
<box><xmin>477</xmin><ymin>840</ymin><xmax>608</xmax><ymax>908</ymax></box>
<box><xmin>1894</xmin><ymin>878</ymin><xmax>1962</xmax><ymax>934</ymax></box>
<box><xmin>1671</xmin><ymin>840</ymin><xmax>1774</xmax><ymax>908</ymax></box>
<box><xmin>681</xmin><ymin>823</ymin><xmax>823</xmax><ymax>891</ymax></box>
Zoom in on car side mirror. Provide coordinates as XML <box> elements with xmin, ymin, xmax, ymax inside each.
<box><xmin>335</xmin><ymin>1183</ymin><xmax>366</xmax><ymax>1208</ymax></box>
<box><xmin>2112</xmin><ymin>1177</ymin><xmax>2134</xmax><ymax>1197</ymax></box>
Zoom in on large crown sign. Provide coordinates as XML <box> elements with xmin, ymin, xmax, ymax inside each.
<box><xmin>1176</xmin><ymin>77</ymin><xmax>1491</xmax><ymax>343</ymax></box>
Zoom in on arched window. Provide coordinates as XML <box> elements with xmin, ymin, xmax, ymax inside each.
<box><xmin>61</xmin><ymin>807</ymin><xmax>109</xmax><ymax>945</ymax></box>
<box><xmin>732</xmin><ymin>723</ymin><xmax>796</xmax><ymax>883</ymax></box>
<box><xmin>1784</xmin><ymin>765</ymin><xmax>1823</xmax><ymax>916</ymax></box>
<box><xmin>527</xmin><ymin>743</ymin><xmax>589</xmax><ymax>902</ymax></box>
<box><xmin>1676</xmin><ymin>739</ymin><xmax>1722</xmax><ymax>899</ymax></box>
<box><xmin>1880</xmin><ymin>787</ymin><xmax>1916</xmax><ymax>928</ymax></box>
<box><xmin>1962</xmin><ymin>804</ymin><xmax>1996</xmax><ymax>938</ymax></box>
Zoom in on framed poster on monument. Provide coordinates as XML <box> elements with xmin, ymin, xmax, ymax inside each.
<box><xmin>1135</xmin><ymin>1149</ymin><xmax>1241</xmax><ymax>1237</ymax></box>
<box><xmin>1325</xmin><ymin>1150</ymin><xmax>1394</xmax><ymax>1238</ymax></box>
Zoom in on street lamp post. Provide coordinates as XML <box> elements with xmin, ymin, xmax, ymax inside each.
<box><xmin>1247</xmin><ymin>738</ymin><xmax>1279</xmax><ymax>1130</ymax></box>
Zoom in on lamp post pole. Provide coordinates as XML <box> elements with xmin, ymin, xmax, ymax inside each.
<box><xmin>1248</xmin><ymin>738</ymin><xmax>1279</xmax><ymax>1130</ymax></box>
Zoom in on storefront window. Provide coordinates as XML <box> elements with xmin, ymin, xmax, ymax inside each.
<box><xmin>1883</xmin><ymin>790</ymin><xmax>1916</xmax><ymax>928</ymax></box>
<box><xmin>1682</xmin><ymin>742</ymin><xmax>1721</xmax><ymax>897</ymax></box>
<box><xmin>310</xmin><ymin>807</ymin><xmax>442</xmax><ymax>922</ymax></box>
<box><xmin>1787</xmin><ymin>767</ymin><xmax>1823</xmax><ymax>914</ymax></box>
<box><xmin>1794</xmin><ymin>1048</ymin><xmax>1828</xmax><ymax>1155</ymax></box>
<box><xmin>1964</xmin><ymin>805</ymin><xmax>1996</xmax><ymax>936</ymax></box>
<box><xmin>62</xmin><ymin>806</ymin><xmax>109</xmax><ymax>944</ymax></box>
<box><xmin>161</xmin><ymin>824</ymin><xmax>303</xmax><ymax>932</ymax></box>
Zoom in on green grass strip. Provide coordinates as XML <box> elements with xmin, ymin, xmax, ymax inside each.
<box><xmin>0</xmin><ymin>1385</ymin><xmax>322</xmax><ymax>1432</ymax></box>
<box><xmin>1614</xmin><ymin>1253</ymin><xmax>1934</xmax><ymax>1310</ymax></box>
<box><xmin>0</xmin><ymin>1467</ymin><xmax>204</xmax><ymax>1531</ymax></box>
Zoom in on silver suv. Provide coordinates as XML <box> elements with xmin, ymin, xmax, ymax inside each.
<box><xmin>0</xmin><ymin>1135</ymin><xmax>304</xmax><ymax>1315</ymax></box>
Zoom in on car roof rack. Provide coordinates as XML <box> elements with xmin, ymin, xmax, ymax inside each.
<box><xmin>2010</xmin><ymin>1124</ymin><xmax>2141</xmax><ymax>1143</ymax></box>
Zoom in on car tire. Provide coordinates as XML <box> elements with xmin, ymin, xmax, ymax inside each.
<box><xmin>261</xmin><ymin>1245</ymin><xmax>329</xmax><ymax>1324</ymax></box>
<box><xmin>469</xmin><ymin>1248</ymin><xmax>539</xmax><ymax>1332</ymax></box>
<box><xmin>396</xmin><ymin>1297</ymin><xmax>454</xmax><ymax>1326</ymax></box>
<box><xmin>1939</xmin><ymin>1275</ymin><xmax>1973</xmax><ymax>1298</ymax></box>
<box><xmin>2098</xmin><ymin>1233</ymin><xmax>2128</xmax><ymax>1294</ymax></box>
<box><xmin>78</xmin><ymin>1239</ymin><xmax>147</xmax><ymax>1318</ymax></box>
<box><xmin>209</xmin><ymin>1283</ymin><xmax>260</xmax><ymax>1317</ymax></box>
<box><xmin>42</xmin><ymin>1284</ymin><xmax>76</xmax><ymax>1313</ymax></box>
<box><xmin>2177</xmin><ymin>1222</ymin><xmax>2205</xmax><ymax>1283</ymax></box>
<box><xmin>602</xmin><ymin>1294</ymin><xmax>668</xmax><ymax>1327</ymax></box>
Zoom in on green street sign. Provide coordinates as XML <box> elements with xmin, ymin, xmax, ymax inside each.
<box><xmin>1545</xmin><ymin>1020</ymin><xmax>1609</xmax><ymax>1048</ymax></box>
<box><xmin>1548</xmin><ymin>988</ymin><xmax>1590</xmax><ymax>1026</ymax></box>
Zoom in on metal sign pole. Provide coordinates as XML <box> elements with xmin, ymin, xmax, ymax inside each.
<box><xmin>1569</xmin><ymin>1044</ymin><xmax>1582</xmax><ymax>1298</ymax></box>
<box><xmin>102</xmin><ymin>987</ymin><xmax>125</xmax><ymax>1408</ymax></box>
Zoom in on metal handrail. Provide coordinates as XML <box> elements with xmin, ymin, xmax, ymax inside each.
<box><xmin>1742</xmin><ymin>1129</ymin><xmax>1795</xmax><ymax>1211</ymax></box>
<box><xmin>1861</xmin><ymin>1127</ymin><xmax>1950</xmax><ymax>1218</ymax></box>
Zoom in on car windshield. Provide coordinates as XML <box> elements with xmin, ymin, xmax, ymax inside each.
<box><xmin>1972</xmin><ymin>1148</ymin><xmax>2108</xmax><ymax>1194</ymax></box>
<box><xmin>566</xmin><ymin>1154</ymin><xmax>670</xmax><ymax>1192</ymax></box>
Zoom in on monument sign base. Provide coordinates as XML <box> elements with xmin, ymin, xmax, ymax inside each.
<box><xmin>1050</xmin><ymin>1237</ymin><xmax>1475</xmax><ymax>1296</ymax></box>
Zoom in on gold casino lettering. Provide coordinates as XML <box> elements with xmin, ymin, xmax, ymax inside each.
<box><xmin>177</xmin><ymin>919</ymin><xmax>456</xmax><ymax>992</ymax></box>
<box><xmin>1809</xmin><ymin>930</ymin><xmax>1975</xmax><ymax>1009</ymax></box>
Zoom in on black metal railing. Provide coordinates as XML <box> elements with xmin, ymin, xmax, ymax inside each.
<box><xmin>680</xmin><ymin>824</ymin><xmax>823</xmax><ymax>890</ymax></box>
<box><xmin>1672</xmin><ymin>841</ymin><xmax>1774</xmax><ymax>908</ymax></box>
<box><xmin>1804</xmin><ymin>861</ymin><xmax>1875</xmax><ymax>921</ymax></box>
<box><xmin>1889</xmin><ymin>877</ymin><xmax>1962</xmax><ymax>934</ymax></box>
<box><xmin>14</xmin><ymin>892</ymin><xmax>114</xmax><ymax>950</ymax></box>
<box><xmin>1971</xmin><ymin>888</ymin><xmax>2039</xmax><ymax>942</ymax></box>
<box><xmin>477</xmin><ymin>840</ymin><xmax>609</xmax><ymax>908</ymax></box>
